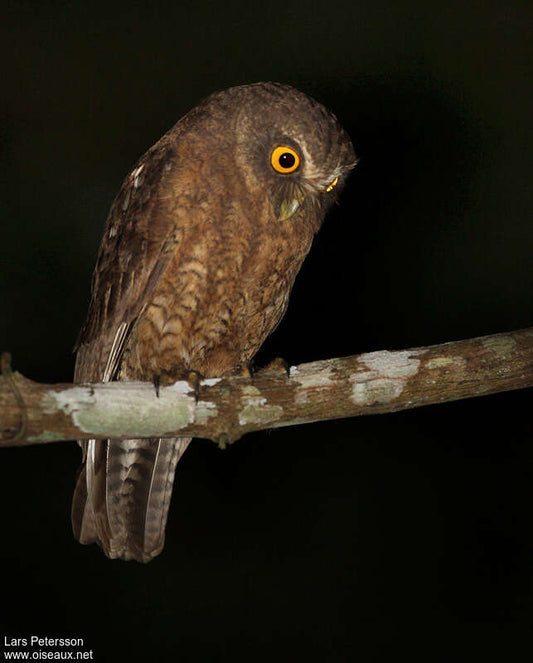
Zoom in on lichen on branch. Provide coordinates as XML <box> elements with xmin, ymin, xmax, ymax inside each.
<box><xmin>1</xmin><ymin>328</ymin><xmax>532</xmax><ymax>448</ymax></box>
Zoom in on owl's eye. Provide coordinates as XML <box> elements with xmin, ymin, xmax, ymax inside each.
<box><xmin>326</xmin><ymin>177</ymin><xmax>339</xmax><ymax>192</ymax></box>
<box><xmin>271</xmin><ymin>146</ymin><xmax>301</xmax><ymax>174</ymax></box>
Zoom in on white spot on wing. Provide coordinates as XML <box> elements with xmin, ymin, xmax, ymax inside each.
<box><xmin>132</xmin><ymin>164</ymin><xmax>145</xmax><ymax>188</ymax></box>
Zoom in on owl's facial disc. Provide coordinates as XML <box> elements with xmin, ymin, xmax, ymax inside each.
<box><xmin>269</xmin><ymin>144</ymin><xmax>340</xmax><ymax>220</ymax></box>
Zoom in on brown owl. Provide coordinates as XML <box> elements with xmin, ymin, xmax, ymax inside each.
<box><xmin>72</xmin><ymin>82</ymin><xmax>355</xmax><ymax>562</ymax></box>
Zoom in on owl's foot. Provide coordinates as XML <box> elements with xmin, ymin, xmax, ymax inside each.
<box><xmin>186</xmin><ymin>370</ymin><xmax>202</xmax><ymax>403</ymax></box>
<box><xmin>237</xmin><ymin>361</ymin><xmax>255</xmax><ymax>379</ymax></box>
<box><xmin>258</xmin><ymin>357</ymin><xmax>290</xmax><ymax>378</ymax></box>
<box><xmin>152</xmin><ymin>369</ymin><xmax>203</xmax><ymax>402</ymax></box>
<box><xmin>152</xmin><ymin>371</ymin><xmax>177</xmax><ymax>397</ymax></box>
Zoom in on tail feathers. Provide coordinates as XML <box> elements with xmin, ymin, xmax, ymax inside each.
<box><xmin>71</xmin><ymin>437</ymin><xmax>190</xmax><ymax>562</ymax></box>
<box><xmin>71</xmin><ymin>457</ymin><xmax>97</xmax><ymax>544</ymax></box>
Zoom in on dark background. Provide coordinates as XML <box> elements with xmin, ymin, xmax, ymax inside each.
<box><xmin>1</xmin><ymin>0</ymin><xmax>532</xmax><ymax>660</ymax></box>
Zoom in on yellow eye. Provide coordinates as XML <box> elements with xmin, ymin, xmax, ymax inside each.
<box><xmin>271</xmin><ymin>146</ymin><xmax>300</xmax><ymax>174</ymax></box>
<box><xmin>326</xmin><ymin>177</ymin><xmax>339</xmax><ymax>192</ymax></box>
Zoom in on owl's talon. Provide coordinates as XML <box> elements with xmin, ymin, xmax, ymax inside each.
<box><xmin>186</xmin><ymin>370</ymin><xmax>202</xmax><ymax>404</ymax></box>
<box><xmin>153</xmin><ymin>370</ymin><xmax>202</xmax><ymax>401</ymax></box>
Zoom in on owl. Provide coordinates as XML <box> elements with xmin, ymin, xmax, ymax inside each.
<box><xmin>72</xmin><ymin>82</ymin><xmax>355</xmax><ymax>562</ymax></box>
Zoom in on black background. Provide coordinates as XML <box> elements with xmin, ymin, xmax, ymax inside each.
<box><xmin>1</xmin><ymin>1</ymin><xmax>532</xmax><ymax>660</ymax></box>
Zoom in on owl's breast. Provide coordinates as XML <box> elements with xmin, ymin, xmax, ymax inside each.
<box><xmin>125</xmin><ymin>184</ymin><xmax>315</xmax><ymax>379</ymax></box>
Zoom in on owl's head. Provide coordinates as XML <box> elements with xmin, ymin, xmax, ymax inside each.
<box><xmin>188</xmin><ymin>82</ymin><xmax>356</xmax><ymax>227</ymax></box>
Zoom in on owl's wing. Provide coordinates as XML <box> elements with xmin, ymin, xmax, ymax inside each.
<box><xmin>75</xmin><ymin>138</ymin><xmax>181</xmax><ymax>382</ymax></box>
<box><xmin>73</xmin><ymin>137</ymin><xmax>192</xmax><ymax>562</ymax></box>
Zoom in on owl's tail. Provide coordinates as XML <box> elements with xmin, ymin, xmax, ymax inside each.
<box><xmin>71</xmin><ymin>437</ymin><xmax>190</xmax><ymax>562</ymax></box>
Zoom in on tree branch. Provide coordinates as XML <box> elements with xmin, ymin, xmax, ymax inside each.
<box><xmin>1</xmin><ymin>328</ymin><xmax>532</xmax><ymax>448</ymax></box>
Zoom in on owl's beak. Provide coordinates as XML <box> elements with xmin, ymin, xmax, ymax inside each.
<box><xmin>278</xmin><ymin>185</ymin><xmax>307</xmax><ymax>221</ymax></box>
<box><xmin>278</xmin><ymin>197</ymin><xmax>301</xmax><ymax>221</ymax></box>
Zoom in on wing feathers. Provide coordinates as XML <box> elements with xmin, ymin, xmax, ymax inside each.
<box><xmin>102</xmin><ymin>322</ymin><xmax>132</xmax><ymax>382</ymax></box>
<box><xmin>72</xmin><ymin>139</ymin><xmax>191</xmax><ymax>562</ymax></box>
